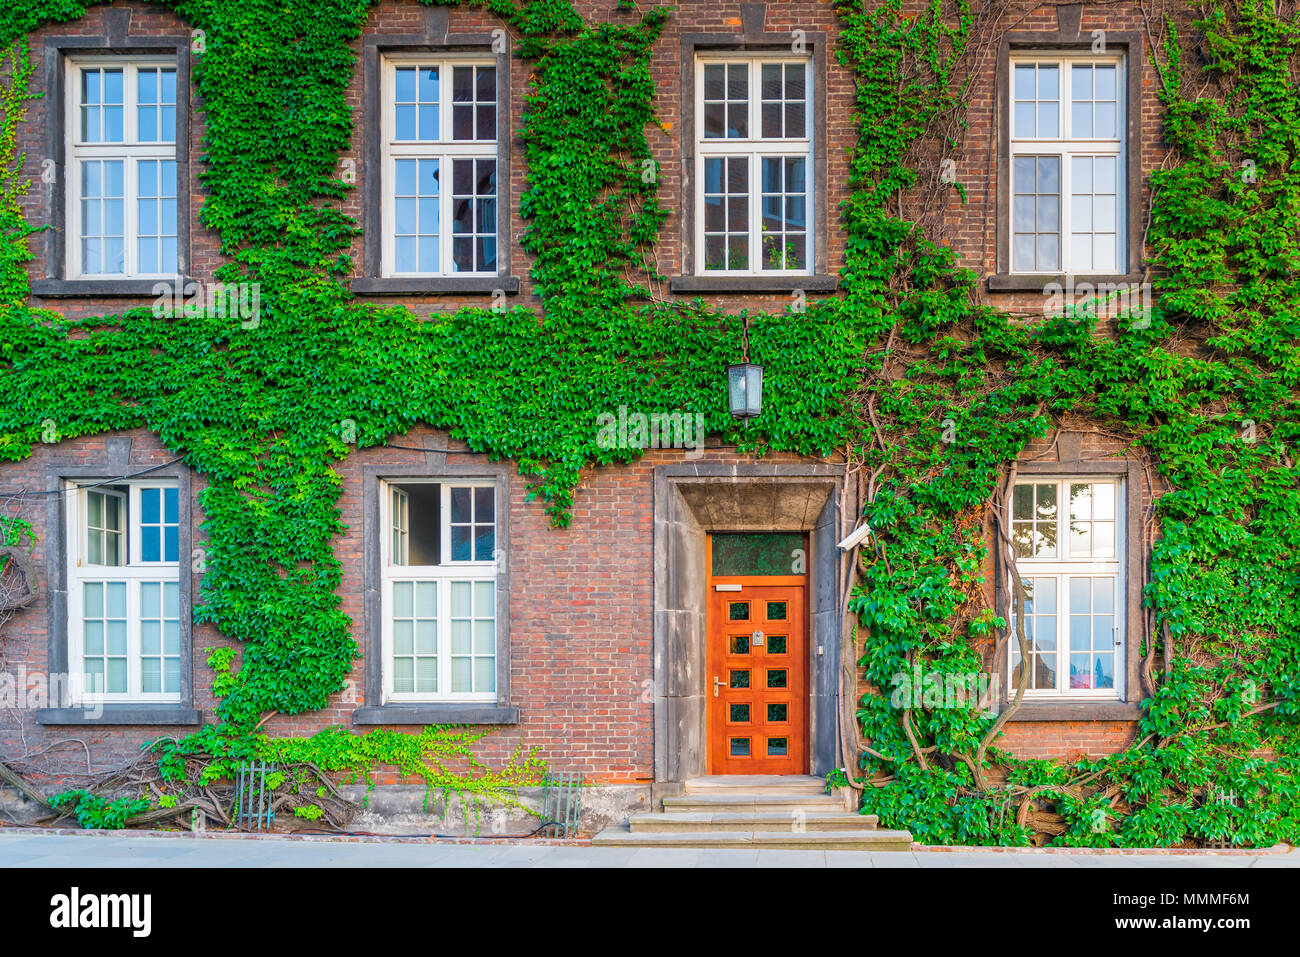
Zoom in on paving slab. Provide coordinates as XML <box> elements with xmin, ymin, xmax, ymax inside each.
<box><xmin>696</xmin><ymin>848</ymin><xmax>762</xmax><ymax>868</ymax></box>
<box><xmin>0</xmin><ymin>830</ymin><xmax>1295</xmax><ymax>867</ymax></box>
<box><xmin>755</xmin><ymin>849</ymin><xmax>828</xmax><ymax>867</ymax></box>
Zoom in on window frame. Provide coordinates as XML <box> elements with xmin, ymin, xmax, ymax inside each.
<box><xmin>672</xmin><ymin>31</ymin><xmax>835</xmax><ymax>294</ymax></box>
<box><xmin>992</xmin><ymin>31</ymin><xmax>1143</xmax><ymax>290</ymax></box>
<box><xmin>65</xmin><ymin>480</ymin><xmax>184</xmax><ymax>704</ymax></box>
<box><xmin>692</xmin><ymin>53</ymin><xmax>815</xmax><ymax>278</ymax></box>
<box><xmin>995</xmin><ymin>451</ymin><xmax>1145</xmax><ymax>717</ymax></box>
<box><xmin>1005</xmin><ymin>477</ymin><xmax>1126</xmax><ymax>700</ymax></box>
<box><xmin>63</xmin><ymin>55</ymin><xmax>181</xmax><ymax>282</ymax></box>
<box><xmin>359</xmin><ymin>462</ymin><xmax>516</xmax><ymax>724</ymax></box>
<box><xmin>36</xmin><ymin>444</ymin><xmax>198</xmax><ymax>728</ymax></box>
<box><xmin>34</xmin><ymin>30</ymin><xmax>192</xmax><ymax>299</ymax></box>
<box><xmin>356</xmin><ymin>29</ymin><xmax>517</xmax><ymax>297</ymax></box>
<box><xmin>1006</xmin><ymin>52</ymin><xmax>1126</xmax><ymax>277</ymax></box>
<box><xmin>378</xmin><ymin>53</ymin><xmax>501</xmax><ymax>280</ymax></box>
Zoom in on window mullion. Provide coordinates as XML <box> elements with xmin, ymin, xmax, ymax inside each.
<box><xmin>1061</xmin><ymin>147</ymin><xmax>1072</xmax><ymax>272</ymax></box>
<box><xmin>1060</xmin><ymin>57</ymin><xmax>1070</xmax><ymax>140</ymax></box>
<box><xmin>439</xmin><ymin>577</ymin><xmax>450</xmax><ymax>696</ymax></box>
<box><xmin>748</xmin><ymin>59</ymin><xmax>757</xmax><ymax>159</ymax></box>
<box><xmin>127</xmin><ymin>578</ymin><xmax>139</xmax><ymax>698</ymax></box>
<box><xmin>750</xmin><ymin>151</ymin><xmax>760</xmax><ymax>276</ymax></box>
<box><xmin>125</xmin><ymin>156</ymin><xmax>136</xmax><ymax>278</ymax></box>
<box><xmin>441</xmin><ymin>153</ymin><xmax>452</xmax><ymax>275</ymax></box>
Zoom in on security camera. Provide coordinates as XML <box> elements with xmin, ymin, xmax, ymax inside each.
<box><xmin>837</xmin><ymin>523</ymin><xmax>872</xmax><ymax>551</ymax></box>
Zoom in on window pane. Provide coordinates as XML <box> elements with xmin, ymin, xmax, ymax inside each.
<box><xmin>451</xmin><ymin>657</ymin><xmax>472</xmax><ymax>692</ymax></box>
<box><xmin>393</xmin><ymin>657</ymin><xmax>414</xmax><ymax>693</ymax></box>
<box><xmin>142</xmin><ymin>525</ymin><xmax>160</xmax><ymax>562</ymax></box>
<box><xmin>711</xmin><ymin>533</ymin><xmax>804</xmax><ymax>576</ymax></box>
<box><xmin>1071</xmin><ymin>64</ymin><xmax>1092</xmax><ymax>100</ymax></box>
<box><xmin>1037</xmin><ymin>102</ymin><xmax>1058</xmax><ymax>138</ymax></box>
<box><xmin>759</xmin><ymin>155</ymin><xmax>807</xmax><ymax>271</ymax></box>
<box><xmin>472</xmin><ymin>619</ymin><xmax>492</xmax><ymax>656</ymax></box>
<box><xmin>474</xmin><ymin>525</ymin><xmax>494</xmax><ymax>562</ymax></box>
<box><xmin>473</xmin><ymin>581</ymin><xmax>493</xmax><ymax>617</ymax></box>
<box><xmin>393</xmin><ymin>581</ymin><xmax>413</xmax><ymax>617</ymax></box>
<box><xmin>1014</xmin><ymin>65</ymin><xmax>1036</xmax><ymax>99</ymax></box>
<box><xmin>702</xmin><ymin>155</ymin><xmax>749</xmax><ymax>270</ymax></box>
<box><xmin>1037</xmin><ymin>65</ymin><xmax>1058</xmax><ymax>99</ymax></box>
<box><xmin>449</xmin><ymin>526</ymin><xmax>470</xmax><ymax>562</ymax></box>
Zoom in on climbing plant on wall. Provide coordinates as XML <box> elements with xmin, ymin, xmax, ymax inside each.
<box><xmin>0</xmin><ymin>0</ymin><xmax>1295</xmax><ymax>844</ymax></box>
<box><xmin>0</xmin><ymin>0</ymin><xmax>863</xmax><ymax>823</ymax></box>
<box><xmin>829</xmin><ymin>0</ymin><xmax>1300</xmax><ymax>847</ymax></box>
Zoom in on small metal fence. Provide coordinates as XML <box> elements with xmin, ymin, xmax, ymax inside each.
<box><xmin>537</xmin><ymin>772</ymin><xmax>584</xmax><ymax>838</ymax></box>
<box><xmin>234</xmin><ymin>760</ymin><xmax>276</xmax><ymax>832</ymax></box>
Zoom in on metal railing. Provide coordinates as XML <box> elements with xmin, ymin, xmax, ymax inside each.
<box><xmin>537</xmin><ymin>772</ymin><xmax>584</xmax><ymax>838</ymax></box>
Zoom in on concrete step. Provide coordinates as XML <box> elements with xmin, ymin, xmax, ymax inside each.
<box><xmin>629</xmin><ymin>810</ymin><xmax>878</xmax><ymax>832</ymax></box>
<box><xmin>683</xmin><ymin>775</ymin><xmax>826</xmax><ymax>796</ymax></box>
<box><xmin>591</xmin><ymin>827</ymin><xmax>914</xmax><ymax>851</ymax></box>
<box><xmin>663</xmin><ymin>793</ymin><xmax>843</xmax><ymax>813</ymax></box>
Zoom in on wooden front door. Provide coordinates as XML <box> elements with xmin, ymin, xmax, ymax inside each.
<box><xmin>706</xmin><ymin>581</ymin><xmax>808</xmax><ymax>774</ymax></box>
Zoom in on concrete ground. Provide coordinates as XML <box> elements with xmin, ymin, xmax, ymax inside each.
<box><xmin>0</xmin><ymin>829</ymin><xmax>1296</xmax><ymax>867</ymax></box>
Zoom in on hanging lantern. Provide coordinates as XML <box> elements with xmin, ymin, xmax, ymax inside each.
<box><xmin>727</xmin><ymin>362</ymin><xmax>763</xmax><ymax>422</ymax></box>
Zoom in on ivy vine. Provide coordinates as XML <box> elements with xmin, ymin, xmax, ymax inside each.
<box><xmin>0</xmin><ymin>0</ymin><xmax>1294</xmax><ymax>846</ymax></box>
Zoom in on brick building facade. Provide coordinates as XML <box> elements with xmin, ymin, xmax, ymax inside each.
<box><xmin>1</xmin><ymin>0</ymin><xmax>1170</xmax><ymax>830</ymax></box>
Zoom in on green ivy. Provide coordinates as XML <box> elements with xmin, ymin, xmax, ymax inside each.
<box><xmin>0</xmin><ymin>0</ymin><xmax>1295</xmax><ymax>845</ymax></box>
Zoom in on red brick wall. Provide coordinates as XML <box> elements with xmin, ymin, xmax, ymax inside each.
<box><xmin>0</xmin><ymin>426</ymin><xmax>820</xmax><ymax>789</ymax></box>
<box><xmin>5</xmin><ymin>0</ymin><xmax>1184</xmax><ymax>782</ymax></box>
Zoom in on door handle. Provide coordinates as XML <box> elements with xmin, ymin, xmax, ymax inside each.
<box><xmin>713</xmin><ymin>675</ymin><xmax>728</xmax><ymax>698</ymax></box>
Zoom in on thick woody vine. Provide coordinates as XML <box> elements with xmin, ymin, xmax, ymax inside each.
<box><xmin>828</xmin><ymin>0</ymin><xmax>1300</xmax><ymax>846</ymax></box>
<box><xmin>0</xmin><ymin>0</ymin><xmax>1293</xmax><ymax>844</ymax></box>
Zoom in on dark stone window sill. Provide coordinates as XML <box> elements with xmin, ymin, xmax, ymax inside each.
<box><xmin>986</xmin><ymin>273</ymin><xmax>1146</xmax><ymax>293</ymax></box>
<box><xmin>352</xmin><ymin>277</ymin><xmax>520</xmax><ymax>296</ymax></box>
<box><xmin>352</xmin><ymin>704</ymin><xmax>519</xmax><ymax>726</ymax></box>
<box><xmin>30</xmin><ymin>279</ymin><xmax>178</xmax><ymax>298</ymax></box>
<box><xmin>1001</xmin><ymin>701</ymin><xmax>1141</xmax><ymax>722</ymax></box>
<box><xmin>37</xmin><ymin>705</ymin><xmax>203</xmax><ymax>726</ymax></box>
<box><xmin>668</xmin><ymin>275</ymin><xmax>838</xmax><ymax>294</ymax></box>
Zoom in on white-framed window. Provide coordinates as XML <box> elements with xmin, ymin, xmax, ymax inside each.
<box><xmin>381</xmin><ymin>480</ymin><xmax>499</xmax><ymax>702</ymax></box>
<box><xmin>694</xmin><ymin>54</ymin><xmax>812</xmax><ymax>275</ymax></box>
<box><xmin>1007</xmin><ymin>478</ymin><xmax>1124</xmax><ymax>698</ymax></box>
<box><xmin>65</xmin><ymin>57</ymin><xmax>179</xmax><ymax>279</ymax></box>
<box><xmin>380</xmin><ymin>55</ymin><xmax>499</xmax><ymax>277</ymax></box>
<box><xmin>66</xmin><ymin>482</ymin><xmax>182</xmax><ymax>702</ymax></box>
<box><xmin>1009</xmin><ymin>54</ymin><xmax>1125</xmax><ymax>274</ymax></box>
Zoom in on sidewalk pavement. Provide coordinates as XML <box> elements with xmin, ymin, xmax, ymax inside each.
<box><xmin>1</xmin><ymin>828</ymin><xmax>1296</xmax><ymax>867</ymax></box>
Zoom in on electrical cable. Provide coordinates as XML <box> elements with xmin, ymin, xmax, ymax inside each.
<box><xmin>0</xmin><ymin>457</ymin><xmax>186</xmax><ymax>498</ymax></box>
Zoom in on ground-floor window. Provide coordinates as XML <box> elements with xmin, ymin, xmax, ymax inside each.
<box><xmin>381</xmin><ymin>479</ymin><xmax>498</xmax><ymax>702</ymax></box>
<box><xmin>65</xmin><ymin>481</ymin><xmax>181</xmax><ymax>701</ymax></box>
<box><xmin>1007</xmin><ymin>477</ymin><xmax>1125</xmax><ymax>698</ymax></box>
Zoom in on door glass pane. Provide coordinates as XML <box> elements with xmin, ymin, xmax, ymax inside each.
<box><xmin>711</xmin><ymin>533</ymin><xmax>804</xmax><ymax>576</ymax></box>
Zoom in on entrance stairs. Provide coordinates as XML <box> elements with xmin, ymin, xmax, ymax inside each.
<box><xmin>590</xmin><ymin>775</ymin><xmax>913</xmax><ymax>850</ymax></box>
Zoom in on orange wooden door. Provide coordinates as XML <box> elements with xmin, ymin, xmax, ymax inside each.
<box><xmin>706</xmin><ymin>583</ymin><xmax>807</xmax><ymax>774</ymax></box>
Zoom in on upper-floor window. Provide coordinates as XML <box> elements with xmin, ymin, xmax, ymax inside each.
<box><xmin>65</xmin><ymin>58</ymin><xmax>178</xmax><ymax>279</ymax></box>
<box><xmin>381</xmin><ymin>56</ymin><xmax>498</xmax><ymax>278</ymax></box>
<box><xmin>1009</xmin><ymin>55</ymin><xmax>1124</xmax><ymax>274</ymax></box>
<box><xmin>382</xmin><ymin>480</ymin><xmax>498</xmax><ymax>702</ymax></box>
<box><xmin>1007</xmin><ymin>478</ymin><xmax>1124</xmax><ymax>698</ymax></box>
<box><xmin>66</xmin><ymin>482</ymin><xmax>181</xmax><ymax>702</ymax></box>
<box><xmin>694</xmin><ymin>55</ymin><xmax>812</xmax><ymax>275</ymax></box>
